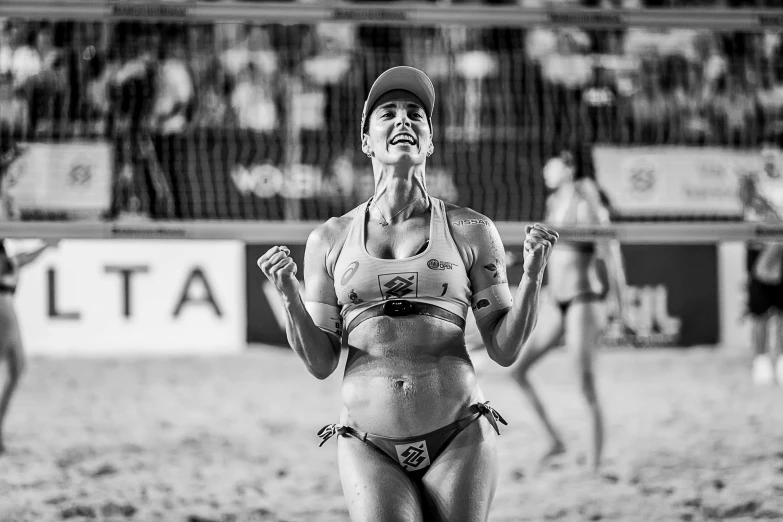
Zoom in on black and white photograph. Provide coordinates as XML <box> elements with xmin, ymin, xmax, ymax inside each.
<box><xmin>1</xmin><ymin>0</ymin><xmax>783</xmax><ymax>520</ymax></box>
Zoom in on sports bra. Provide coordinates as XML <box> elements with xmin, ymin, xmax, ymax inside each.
<box><xmin>332</xmin><ymin>196</ymin><xmax>472</xmax><ymax>334</ymax></box>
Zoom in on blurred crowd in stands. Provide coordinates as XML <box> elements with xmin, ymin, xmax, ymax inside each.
<box><xmin>1</xmin><ymin>3</ymin><xmax>783</xmax><ymax>219</ymax></box>
<box><xmin>1</xmin><ymin>11</ymin><xmax>782</xmax><ymax>144</ymax></box>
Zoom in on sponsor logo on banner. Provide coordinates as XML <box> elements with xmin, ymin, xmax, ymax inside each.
<box><xmin>624</xmin><ymin>156</ymin><xmax>658</xmax><ymax>201</ymax></box>
<box><xmin>592</xmin><ymin>146</ymin><xmax>757</xmax><ymax>217</ymax></box>
<box><xmin>231</xmin><ymin>163</ymin><xmax>325</xmax><ymax>200</ymax></box>
<box><xmin>231</xmin><ymin>162</ymin><xmax>458</xmax><ymax>204</ymax></box>
<box><xmin>15</xmin><ymin>240</ymin><xmax>244</xmax><ymax>355</ymax></box>
<box><xmin>6</xmin><ymin>141</ymin><xmax>112</xmax><ymax>217</ymax></box>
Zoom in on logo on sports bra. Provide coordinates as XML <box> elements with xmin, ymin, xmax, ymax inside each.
<box><xmin>348</xmin><ymin>289</ymin><xmax>363</xmax><ymax>304</ymax></box>
<box><xmin>427</xmin><ymin>259</ymin><xmax>456</xmax><ymax>270</ymax></box>
<box><xmin>378</xmin><ymin>273</ymin><xmax>418</xmax><ymax>299</ymax></box>
<box><xmin>395</xmin><ymin>441</ymin><xmax>430</xmax><ymax>471</ymax></box>
<box><xmin>341</xmin><ymin>261</ymin><xmax>359</xmax><ymax>286</ymax></box>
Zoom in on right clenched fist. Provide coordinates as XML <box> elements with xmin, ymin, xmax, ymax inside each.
<box><xmin>257</xmin><ymin>246</ymin><xmax>299</xmax><ymax>299</ymax></box>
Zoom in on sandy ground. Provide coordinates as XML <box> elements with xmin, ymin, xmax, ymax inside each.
<box><xmin>1</xmin><ymin>345</ymin><xmax>782</xmax><ymax>522</ymax></box>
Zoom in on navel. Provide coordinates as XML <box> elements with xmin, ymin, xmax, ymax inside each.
<box><xmin>391</xmin><ymin>379</ymin><xmax>413</xmax><ymax>394</ymax></box>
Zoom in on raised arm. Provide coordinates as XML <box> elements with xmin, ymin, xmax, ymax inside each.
<box><xmin>577</xmin><ymin>180</ymin><xmax>627</xmax><ymax>312</ymax></box>
<box><xmin>14</xmin><ymin>239</ymin><xmax>59</xmax><ymax>268</ymax></box>
<box><xmin>452</xmin><ymin>210</ymin><xmax>557</xmax><ymax>367</ymax></box>
<box><xmin>256</xmin><ymin>223</ymin><xmax>342</xmax><ymax>380</ymax></box>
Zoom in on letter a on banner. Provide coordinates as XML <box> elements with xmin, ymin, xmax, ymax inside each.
<box><xmin>173</xmin><ymin>267</ymin><xmax>222</xmax><ymax>318</ymax></box>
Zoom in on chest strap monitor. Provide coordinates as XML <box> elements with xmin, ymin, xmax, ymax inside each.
<box><xmin>346</xmin><ymin>300</ymin><xmax>465</xmax><ymax>335</ymax></box>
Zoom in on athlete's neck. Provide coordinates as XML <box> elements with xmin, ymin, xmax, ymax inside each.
<box><xmin>552</xmin><ymin>183</ymin><xmax>576</xmax><ymax>203</ymax></box>
<box><xmin>371</xmin><ymin>170</ymin><xmax>429</xmax><ymax>222</ymax></box>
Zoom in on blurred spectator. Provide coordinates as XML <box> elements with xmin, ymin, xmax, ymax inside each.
<box><xmin>739</xmin><ymin>139</ymin><xmax>783</xmax><ymax>385</ymax></box>
<box><xmin>220</xmin><ymin>24</ymin><xmax>278</xmax><ymax>79</ymax></box>
<box><xmin>189</xmin><ymin>24</ymin><xmax>233</xmax><ymax>127</ymax></box>
<box><xmin>3</xmin><ymin>11</ymin><xmax>783</xmax><ymax>221</ymax></box>
<box><xmin>231</xmin><ymin>63</ymin><xmax>279</xmax><ymax>131</ymax></box>
<box><xmin>540</xmin><ymin>29</ymin><xmax>594</xmax><ymax>90</ymax></box>
<box><xmin>106</xmin><ymin>23</ymin><xmax>175</xmax><ymax>220</ymax></box>
<box><xmin>0</xmin><ymin>21</ymin><xmax>67</xmax><ymax>134</ymax></box>
<box><xmin>219</xmin><ymin>24</ymin><xmax>281</xmax><ymax>131</ymax></box>
<box><xmin>0</xmin><ymin>21</ymin><xmax>29</xmax><ymax>130</ymax></box>
<box><xmin>151</xmin><ymin>28</ymin><xmax>195</xmax><ymax>134</ymax></box>
<box><xmin>18</xmin><ymin>22</ymin><xmax>70</xmax><ymax>135</ymax></box>
<box><xmin>706</xmin><ymin>65</ymin><xmax>761</xmax><ymax>147</ymax></box>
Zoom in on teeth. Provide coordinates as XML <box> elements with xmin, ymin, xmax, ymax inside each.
<box><xmin>391</xmin><ymin>135</ymin><xmax>415</xmax><ymax>145</ymax></box>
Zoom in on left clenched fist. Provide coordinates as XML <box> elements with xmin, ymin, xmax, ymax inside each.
<box><xmin>523</xmin><ymin>223</ymin><xmax>558</xmax><ymax>278</ymax></box>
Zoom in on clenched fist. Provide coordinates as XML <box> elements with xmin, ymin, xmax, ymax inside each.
<box><xmin>257</xmin><ymin>245</ymin><xmax>299</xmax><ymax>300</ymax></box>
<box><xmin>523</xmin><ymin>223</ymin><xmax>558</xmax><ymax>278</ymax></box>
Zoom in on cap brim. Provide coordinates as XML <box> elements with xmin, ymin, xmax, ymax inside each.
<box><xmin>361</xmin><ymin>66</ymin><xmax>435</xmax><ymax>131</ymax></box>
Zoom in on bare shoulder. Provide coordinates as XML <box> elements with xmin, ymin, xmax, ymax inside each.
<box><xmin>308</xmin><ymin>210</ymin><xmax>355</xmax><ymax>249</ymax></box>
<box><xmin>306</xmin><ymin>207</ymin><xmax>360</xmax><ymax>274</ymax></box>
<box><xmin>576</xmin><ymin>178</ymin><xmax>601</xmax><ymax>203</ymax></box>
<box><xmin>575</xmin><ymin>179</ymin><xmax>608</xmax><ymax>225</ymax></box>
<box><xmin>443</xmin><ymin>203</ymin><xmax>502</xmax><ymax>271</ymax></box>
<box><xmin>444</xmin><ymin>204</ymin><xmax>498</xmax><ymax>241</ymax></box>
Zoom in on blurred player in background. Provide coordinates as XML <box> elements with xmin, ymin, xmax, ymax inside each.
<box><xmin>0</xmin><ymin>238</ymin><xmax>59</xmax><ymax>455</ymax></box>
<box><xmin>258</xmin><ymin>66</ymin><xmax>558</xmax><ymax>521</ymax></box>
<box><xmin>0</xmin><ymin>130</ymin><xmax>60</xmax><ymax>454</ymax></box>
<box><xmin>739</xmin><ymin>142</ymin><xmax>783</xmax><ymax>386</ymax></box>
<box><xmin>509</xmin><ymin>150</ymin><xmax>628</xmax><ymax>474</ymax></box>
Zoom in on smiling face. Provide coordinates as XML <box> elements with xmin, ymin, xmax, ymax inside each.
<box><xmin>362</xmin><ymin>89</ymin><xmax>433</xmax><ymax>167</ymax></box>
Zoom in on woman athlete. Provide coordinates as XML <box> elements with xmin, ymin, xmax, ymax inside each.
<box><xmin>0</xmin><ymin>239</ymin><xmax>59</xmax><ymax>454</ymax></box>
<box><xmin>0</xmin><ymin>131</ymin><xmax>60</xmax><ymax>454</ymax></box>
<box><xmin>509</xmin><ymin>151</ymin><xmax>628</xmax><ymax>474</ymax></box>
<box><xmin>258</xmin><ymin>66</ymin><xmax>558</xmax><ymax>521</ymax></box>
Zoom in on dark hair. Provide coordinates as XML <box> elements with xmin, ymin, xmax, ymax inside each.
<box><xmin>561</xmin><ymin>146</ymin><xmax>614</xmax><ymax>214</ymax></box>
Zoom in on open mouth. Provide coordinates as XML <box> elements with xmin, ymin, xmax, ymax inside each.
<box><xmin>390</xmin><ymin>133</ymin><xmax>416</xmax><ymax>146</ymax></box>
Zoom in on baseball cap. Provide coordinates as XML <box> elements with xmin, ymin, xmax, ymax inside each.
<box><xmin>361</xmin><ymin>66</ymin><xmax>435</xmax><ymax>133</ymax></box>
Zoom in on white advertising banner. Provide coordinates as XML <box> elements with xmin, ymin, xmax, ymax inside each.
<box><xmin>12</xmin><ymin>240</ymin><xmax>245</xmax><ymax>356</ymax></box>
<box><xmin>6</xmin><ymin>141</ymin><xmax>113</xmax><ymax>217</ymax></box>
<box><xmin>592</xmin><ymin>146</ymin><xmax>760</xmax><ymax>217</ymax></box>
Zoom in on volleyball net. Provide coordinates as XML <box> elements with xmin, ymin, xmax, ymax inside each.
<box><xmin>0</xmin><ymin>2</ymin><xmax>782</xmax><ymax>242</ymax></box>
<box><xmin>3</xmin><ymin>2</ymin><xmax>783</xmax><ymax>351</ymax></box>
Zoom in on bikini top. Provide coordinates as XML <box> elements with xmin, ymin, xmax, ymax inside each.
<box><xmin>0</xmin><ymin>255</ymin><xmax>18</xmax><ymax>294</ymax></box>
<box><xmin>332</xmin><ymin>196</ymin><xmax>472</xmax><ymax>334</ymax></box>
<box><xmin>547</xmin><ymin>184</ymin><xmax>597</xmax><ymax>254</ymax></box>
